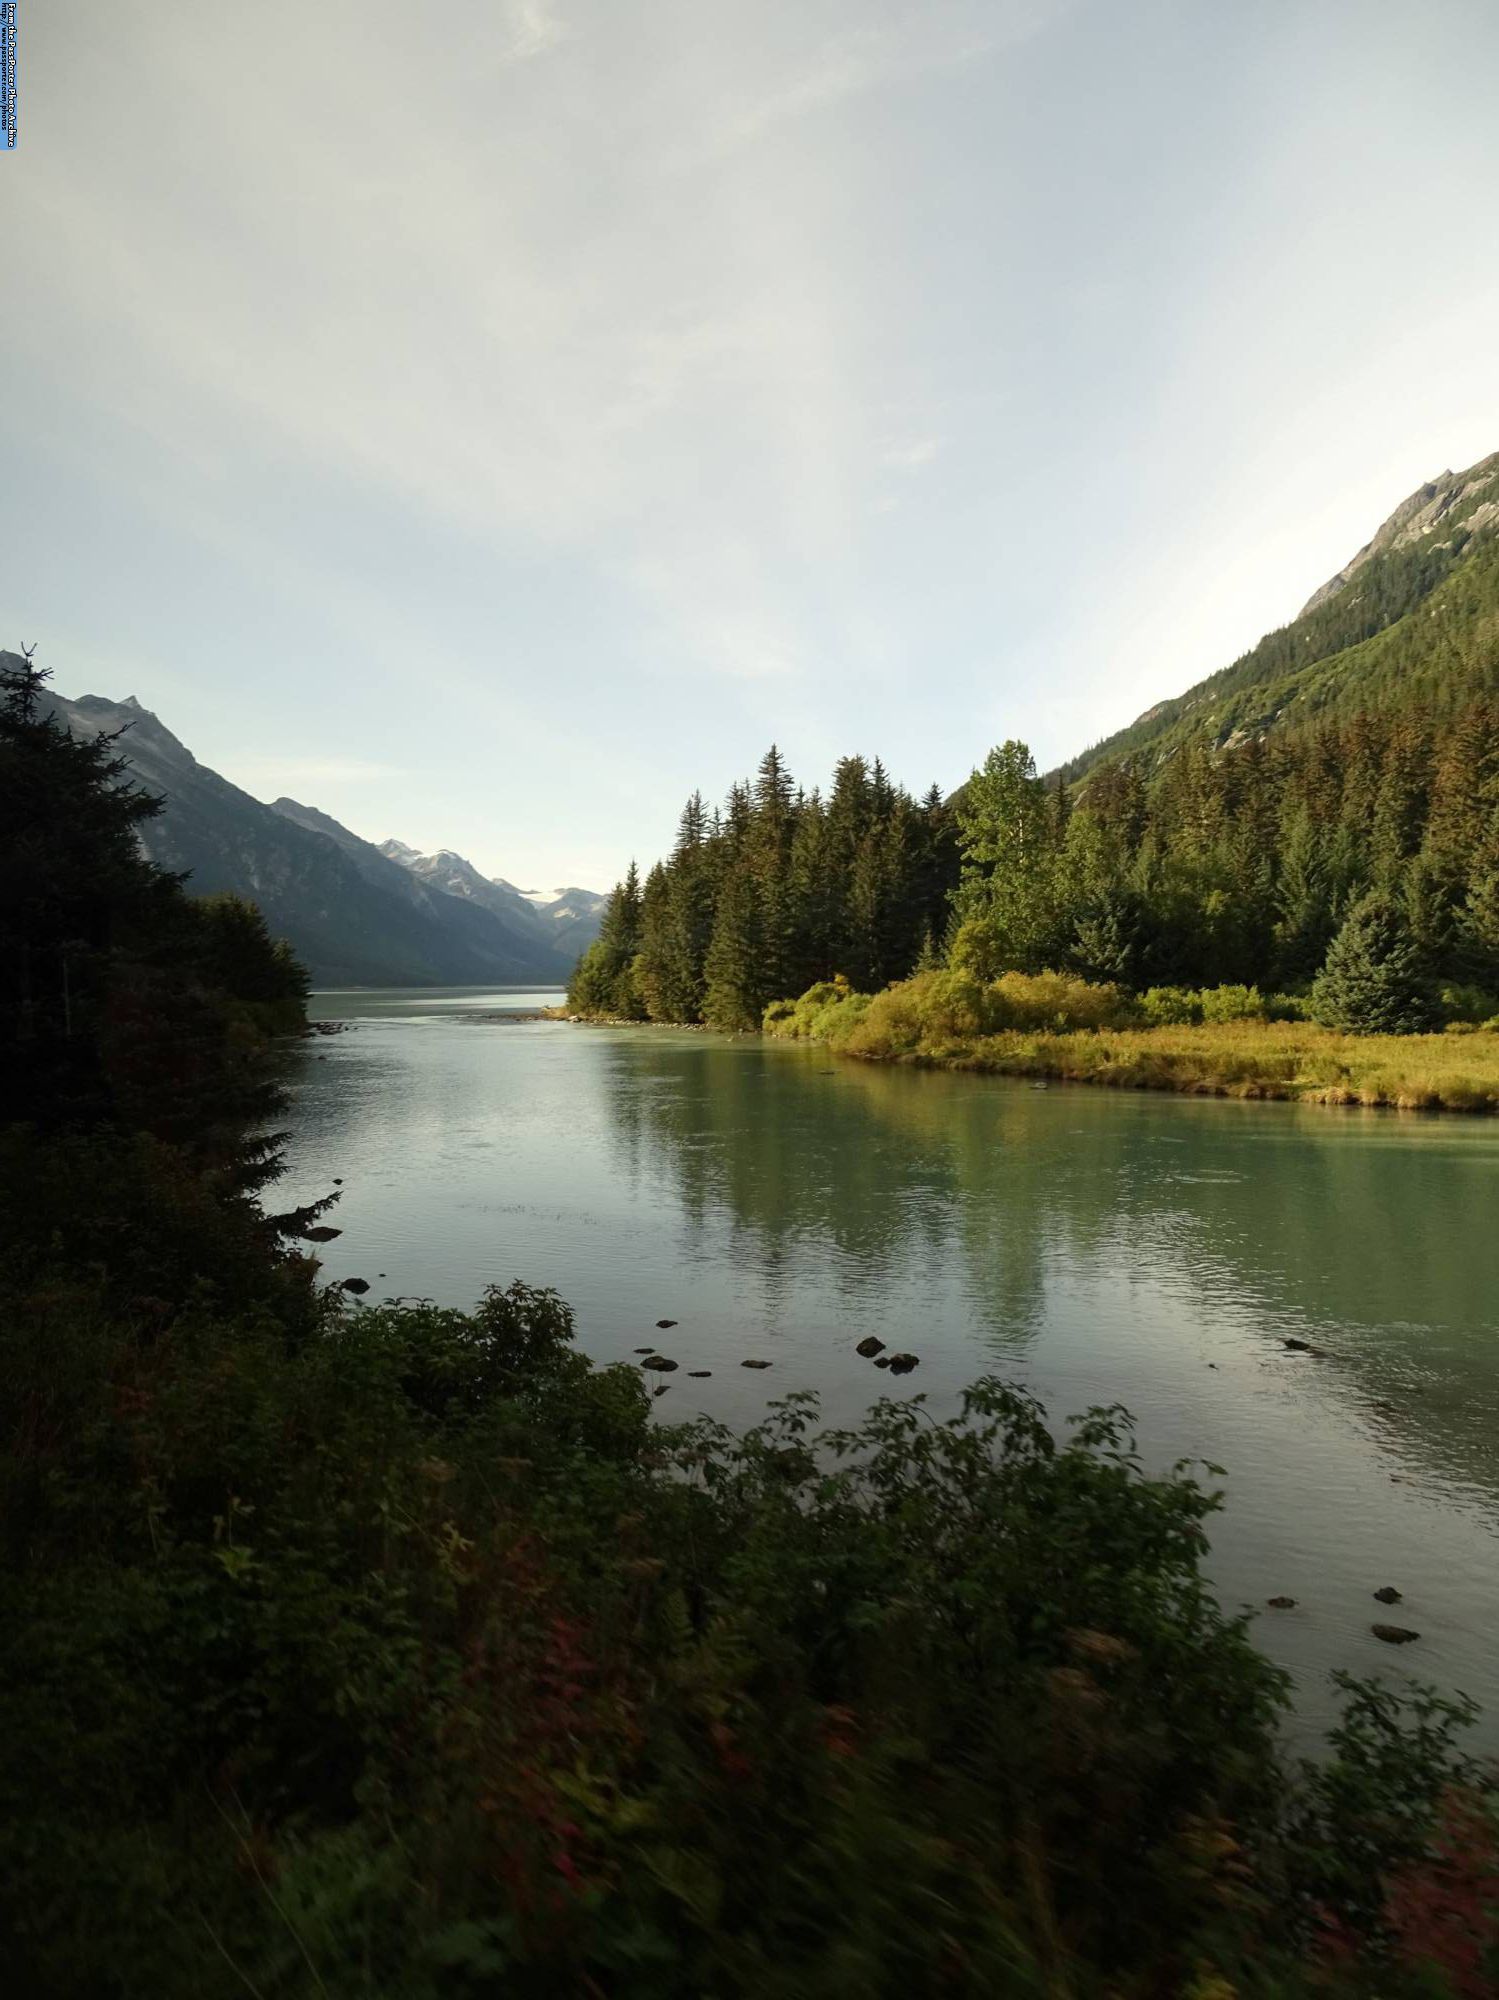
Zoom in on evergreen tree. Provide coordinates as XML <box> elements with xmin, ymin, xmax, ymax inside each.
<box><xmin>703</xmin><ymin>866</ymin><xmax>764</xmax><ymax>1030</ymax></box>
<box><xmin>0</xmin><ymin>644</ymin><xmax>318</xmax><ymax>1244</ymax></box>
<box><xmin>1310</xmin><ymin>892</ymin><xmax>1438</xmax><ymax>1035</ymax></box>
<box><xmin>1457</xmin><ymin>869</ymin><xmax>1499</xmax><ymax>987</ymax></box>
<box><xmin>951</xmin><ymin>741</ymin><xmax>1060</xmax><ymax>975</ymax></box>
<box><xmin>569</xmin><ymin>862</ymin><xmax>645</xmax><ymax>1018</ymax></box>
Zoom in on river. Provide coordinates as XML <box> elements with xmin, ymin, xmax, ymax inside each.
<box><xmin>282</xmin><ymin>985</ymin><xmax>1499</xmax><ymax>1744</ymax></box>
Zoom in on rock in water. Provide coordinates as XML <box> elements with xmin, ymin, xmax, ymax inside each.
<box><xmin>302</xmin><ymin>1225</ymin><xmax>342</xmax><ymax>1242</ymax></box>
<box><xmin>688</xmin><ymin>1370</ymin><xmax>711</xmax><ymax>1378</ymax></box>
<box><xmin>741</xmin><ymin>1359</ymin><xmax>773</xmax><ymax>1369</ymax></box>
<box><xmin>874</xmin><ymin>1356</ymin><xmax>891</xmax><ymax>1368</ymax></box>
<box><xmin>656</xmin><ymin>1318</ymin><xmax>678</xmax><ymax>1329</ymax></box>
<box><xmin>855</xmin><ymin>1337</ymin><xmax>886</xmax><ymax>1358</ymax></box>
<box><xmin>339</xmin><ymin>1278</ymin><xmax>370</xmax><ymax>1295</ymax></box>
<box><xmin>886</xmin><ymin>1352</ymin><xmax>920</xmax><ymax>1375</ymax></box>
<box><xmin>1266</xmin><ymin>1595</ymin><xmax>1297</xmax><ymax>1609</ymax></box>
<box><xmin>641</xmin><ymin>1356</ymin><xmax>678</xmax><ymax>1372</ymax></box>
<box><xmin>1373</xmin><ymin>1586</ymin><xmax>1403</xmax><ymax>1604</ymax></box>
<box><xmin>1372</xmin><ymin>1623</ymin><xmax>1420</xmax><ymax>1644</ymax></box>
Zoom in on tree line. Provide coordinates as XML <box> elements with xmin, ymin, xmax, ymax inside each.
<box><xmin>572</xmin><ymin>700</ymin><xmax>1499</xmax><ymax>1030</ymax></box>
<box><xmin>570</xmin><ymin>747</ymin><xmax>959</xmax><ymax>1028</ymax></box>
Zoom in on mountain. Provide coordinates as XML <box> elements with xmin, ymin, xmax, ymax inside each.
<box><xmin>28</xmin><ymin>675</ymin><xmax>596</xmax><ymax>987</ymax></box>
<box><xmin>1058</xmin><ymin>448</ymin><xmax>1499</xmax><ymax>786</ymax></box>
<box><xmin>376</xmin><ymin>841</ymin><xmax>607</xmax><ymax>961</ymax></box>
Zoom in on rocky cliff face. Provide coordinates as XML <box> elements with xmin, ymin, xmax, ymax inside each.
<box><xmin>1299</xmin><ymin>449</ymin><xmax>1499</xmax><ymax>614</ymax></box>
<box><xmin>27</xmin><ymin>675</ymin><xmax>594</xmax><ymax>987</ymax></box>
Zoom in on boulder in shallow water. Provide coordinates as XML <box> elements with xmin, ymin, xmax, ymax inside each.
<box><xmin>641</xmin><ymin>1356</ymin><xmax>678</xmax><ymax>1372</ymax></box>
<box><xmin>886</xmin><ymin>1352</ymin><xmax>920</xmax><ymax>1375</ymax></box>
<box><xmin>688</xmin><ymin>1370</ymin><xmax>711</xmax><ymax>1378</ymax></box>
<box><xmin>1373</xmin><ymin>1586</ymin><xmax>1403</xmax><ymax>1604</ymax></box>
<box><xmin>1372</xmin><ymin>1623</ymin><xmax>1420</xmax><ymax>1644</ymax></box>
<box><xmin>302</xmin><ymin>1225</ymin><xmax>342</xmax><ymax>1242</ymax></box>
<box><xmin>855</xmin><ymin>1337</ymin><xmax>886</xmax><ymax>1358</ymax></box>
<box><xmin>873</xmin><ymin>1356</ymin><xmax>891</xmax><ymax>1369</ymax></box>
<box><xmin>1266</xmin><ymin>1596</ymin><xmax>1297</xmax><ymax>1609</ymax></box>
<box><xmin>339</xmin><ymin>1278</ymin><xmax>370</xmax><ymax>1295</ymax></box>
<box><xmin>656</xmin><ymin>1318</ymin><xmax>678</xmax><ymax>1329</ymax></box>
<box><xmin>741</xmin><ymin>1358</ymin><xmax>773</xmax><ymax>1369</ymax></box>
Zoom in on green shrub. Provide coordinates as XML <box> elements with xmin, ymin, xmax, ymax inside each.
<box><xmin>6</xmin><ymin>1278</ymin><xmax>1490</xmax><ymax>1996</ymax></box>
<box><xmin>1439</xmin><ymin>981</ymin><xmax>1499</xmax><ymax>1025</ymax></box>
<box><xmin>1140</xmin><ymin>985</ymin><xmax>1203</xmax><ymax>1026</ymax></box>
<box><xmin>1200</xmin><ymin>984</ymin><xmax>1269</xmax><ymax>1024</ymax></box>
<box><xmin>985</xmin><ymin>968</ymin><xmax>1131</xmax><ymax>1031</ymax></box>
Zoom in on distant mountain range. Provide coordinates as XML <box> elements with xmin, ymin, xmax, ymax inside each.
<box><xmin>1057</xmin><ymin>448</ymin><xmax>1499</xmax><ymax>784</ymax></box>
<box><xmin>26</xmin><ymin>679</ymin><xmax>605</xmax><ymax>987</ymax></box>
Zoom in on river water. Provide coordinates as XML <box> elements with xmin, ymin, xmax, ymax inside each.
<box><xmin>283</xmin><ymin>986</ymin><xmax>1499</xmax><ymax>1743</ymax></box>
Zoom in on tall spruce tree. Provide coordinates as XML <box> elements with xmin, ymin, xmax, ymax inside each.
<box><xmin>1310</xmin><ymin>891</ymin><xmax>1438</xmax><ymax>1034</ymax></box>
<box><xmin>702</xmin><ymin>865</ymin><xmax>764</xmax><ymax>1030</ymax></box>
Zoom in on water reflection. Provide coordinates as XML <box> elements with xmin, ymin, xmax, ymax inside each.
<box><xmin>282</xmin><ymin>1008</ymin><xmax>1499</xmax><ymax>1741</ymax></box>
<box><xmin>602</xmin><ymin>1037</ymin><xmax>1499</xmax><ymax>1503</ymax></box>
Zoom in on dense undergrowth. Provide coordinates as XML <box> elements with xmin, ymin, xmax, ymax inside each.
<box><xmin>8</xmin><ymin>1269</ymin><xmax>1499</xmax><ymax>1996</ymax></box>
<box><xmin>765</xmin><ymin>972</ymin><xmax>1499</xmax><ymax>1112</ymax></box>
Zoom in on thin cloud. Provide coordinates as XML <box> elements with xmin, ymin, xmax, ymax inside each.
<box><xmin>881</xmin><ymin>436</ymin><xmax>941</xmax><ymax>470</ymax></box>
<box><xmin>498</xmin><ymin>0</ymin><xmax>571</xmax><ymax>64</ymax></box>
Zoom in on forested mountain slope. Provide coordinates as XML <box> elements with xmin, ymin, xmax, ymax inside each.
<box><xmin>1056</xmin><ymin>449</ymin><xmax>1499</xmax><ymax>786</ymax></box>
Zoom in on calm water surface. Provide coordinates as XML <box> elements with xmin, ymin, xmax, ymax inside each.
<box><xmin>286</xmin><ymin>987</ymin><xmax>1499</xmax><ymax>1742</ymax></box>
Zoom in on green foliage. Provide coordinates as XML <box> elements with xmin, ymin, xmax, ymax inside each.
<box><xmin>570</xmin><ymin>750</ymin><xmax>958</xmax><ymax>1024</ymax></box>
<box><xmin>190</xmin><ymin>891</ymin><xmax>309</xmax><ymax>1034</ymax></box>
<box><xmin>1311</xmin><ymin>893</ymin><xmax>1441</xmax><ymax>1035</ymax></box>
<box><xmin>569</xmin><ymin>862</ymin><xmax>647</xmax><ymax>1018</ymax></box>
<box><xmin>769</xmin><ymin>971</ymin><xmax>1137</xmax><ymax>1054</ymax></box>
<box><xmin>7</xmin><ymin>1260</ymin><xmax>1492</xmax><ymax>1994</ymax></box>
<box><xmin>951</xmin><ymin>741</ymin><xmax>1063</xmax><ymax>976</ymax></box>
<box><xmin>1</xmin><ymin>645</ymin><xmax>314</xmax><ymax>1217</ymax></box>
<box><xmin>1141</xmin><ymin>984</ymin><xmax>1205</xmax><ymax>1026</ymax></box>
<box><xmin>1199</xmin><ymin>984</ymin><xmax>1269</xmax><ymax>1023</ymax></box>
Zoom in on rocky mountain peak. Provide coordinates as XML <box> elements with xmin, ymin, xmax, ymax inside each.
<box><xmin>1300</xmin><ymin>447</ymin><xmax>1499</xmax><ymax>615</ymax></box>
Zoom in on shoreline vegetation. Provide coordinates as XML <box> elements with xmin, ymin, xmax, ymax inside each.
<box><xmin>760</xmin><ymin>971</ymin><xmax>1499</xmax><ymax>1114</ymax></box>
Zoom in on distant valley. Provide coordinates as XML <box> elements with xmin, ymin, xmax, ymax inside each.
<box><xmin>30</xmin><ymin>684</ymin><xmax>604</xmax><ymax>986</ymax></box>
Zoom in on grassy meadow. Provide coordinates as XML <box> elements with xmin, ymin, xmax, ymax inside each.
<box><xmin>764</xmin><ymin>971</ymin><xmax>1499</xmax><ymax>1112</ymax></box>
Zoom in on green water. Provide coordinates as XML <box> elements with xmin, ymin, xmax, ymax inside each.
<box><xmin>285</xmin><ymin>988</ymin><xmax>1499</xmax><ymax>1740</ymax></box>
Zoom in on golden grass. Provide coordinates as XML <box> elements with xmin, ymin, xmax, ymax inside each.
<box><xmin>832</xmin><ymin>1015</ymin><xmax>1499</xmax><ymax>1113</ymax></box>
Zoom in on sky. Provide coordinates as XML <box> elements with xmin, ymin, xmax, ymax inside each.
<box><xmin>3</xmin><ymin>0</ymin><xmax>1499</xmax><ymax>893</ymax></box>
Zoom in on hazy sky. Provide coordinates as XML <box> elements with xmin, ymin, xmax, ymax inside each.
<box><xmin>5</xmin><ymin>1</ymin><xmax>1499</xmax><ymax>891</ymax></box>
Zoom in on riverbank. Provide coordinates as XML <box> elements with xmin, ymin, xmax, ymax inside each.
<box><xmin>762</xmin><ymin>975</ymin><xmax>1499</xmax><ymax>1112</ymax></box>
